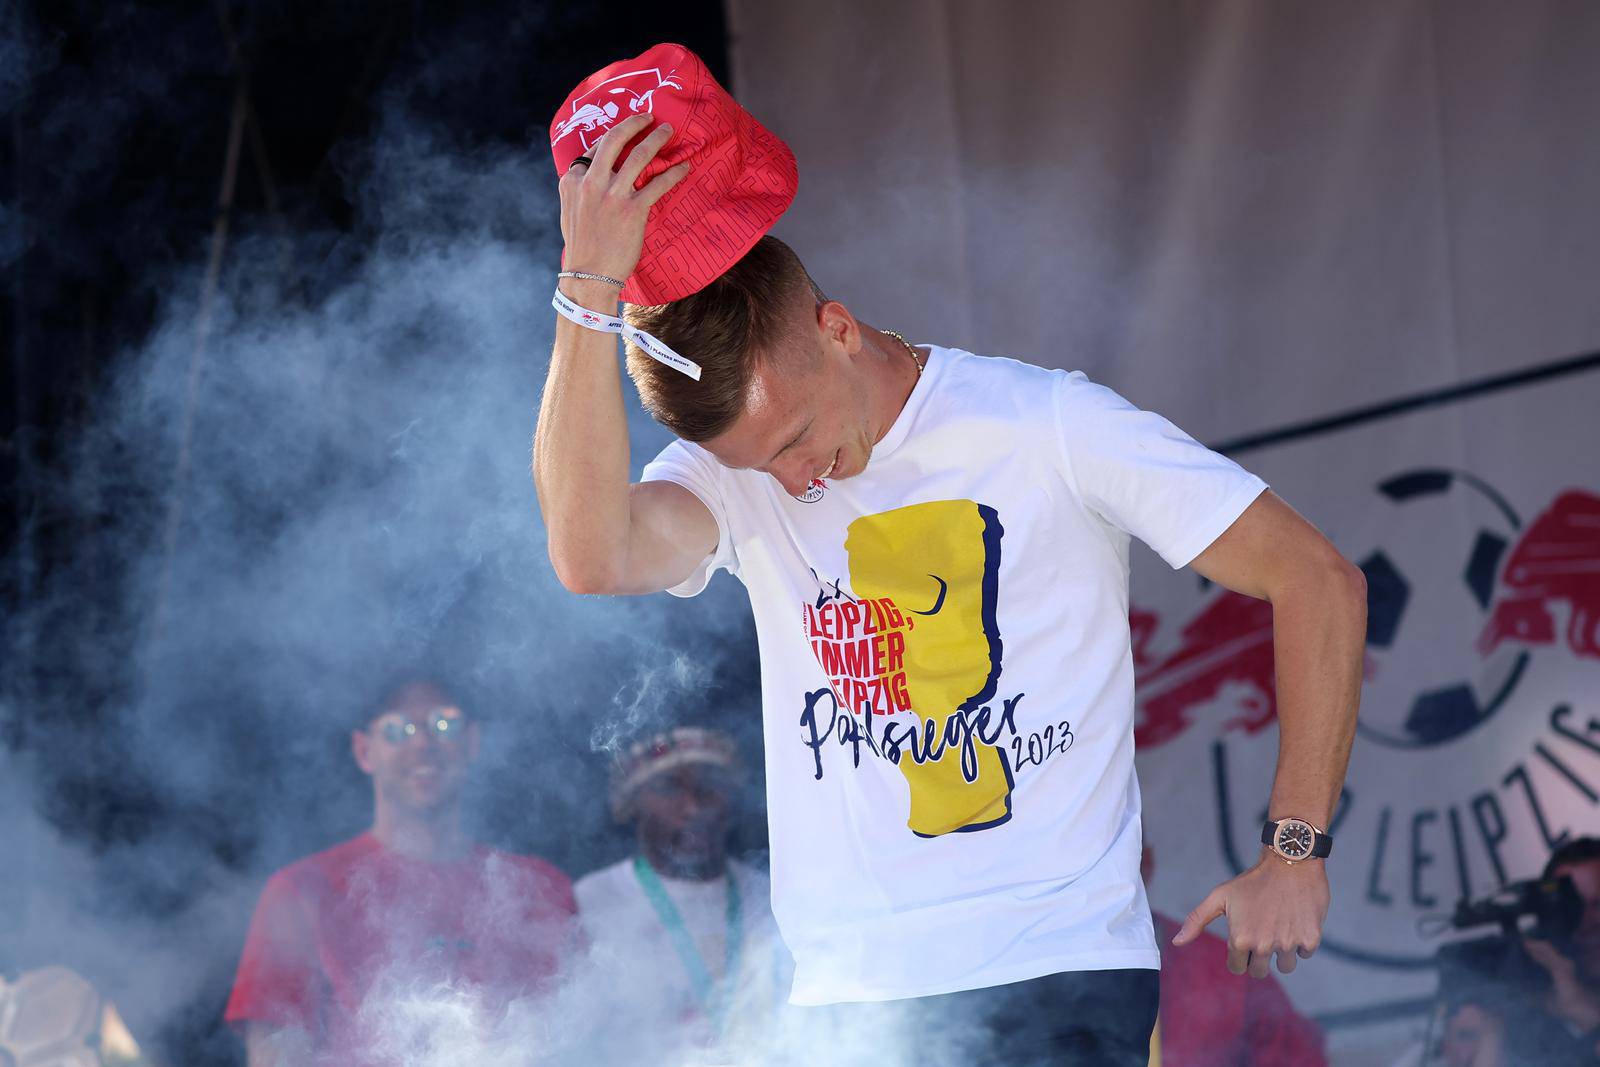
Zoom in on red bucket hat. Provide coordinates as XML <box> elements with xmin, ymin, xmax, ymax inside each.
<box><xmin>549</xmin><ymin>42</ymin><xmax>798</xmax><ymax>305</ymax></box>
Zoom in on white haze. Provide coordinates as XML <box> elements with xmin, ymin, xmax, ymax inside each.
<box><xmin>0</xmin><ymin>14</ymin><xmax>1018</xmax><ymax>1062</ymax></box>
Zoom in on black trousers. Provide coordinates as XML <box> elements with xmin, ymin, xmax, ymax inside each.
<box><xmin>790</xmin><ymin>966</ymin><xmax>1158</xmax><ymax>1067</ymax></box>
<box><xmin>898</xmin><ymin>967</ymin><xmax>1159</xmax><ymax>1067</ymax></box>
<box><xmin>793</xmin><ymin>966</ymin><xmax>1158</xmax><ymax>1067</ymax></box>
<box><xmin>800</xmin><ymin>972</ymin><xmax>1164</xmax><ymax>1062</ymax></box>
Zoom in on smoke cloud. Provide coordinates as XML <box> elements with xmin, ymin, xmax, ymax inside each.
<box><xmin>3</xmin><ymin>67</ymin><xmax>774</xmax><ymax>1066</ymax></box>
<box><xmin>0</xmin><ymin>8</ymin><xmax>1016</xmax><ymax>1063</ymax></box>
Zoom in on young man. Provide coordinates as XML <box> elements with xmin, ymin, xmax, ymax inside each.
<box><xmin>534</xmin><ymin>75</ymin><xmax>1365</xmax><ymax>1061</ymax></box>
<box><xmin>574</xmin><ymin>727</ymin><xmax>790</xmax><ymax>1060</ymax></box>
<box><xmin>225</xmin><ymin>679</ymin><xmax>578</xmax><ymax>1066</ymax></box>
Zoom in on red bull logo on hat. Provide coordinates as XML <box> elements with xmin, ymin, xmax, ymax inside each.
<box><xmin>552</xmin><ymin>65</ymin><xmax>684</xmax><ymax>154</ymax></box>
<box><xmin>549</xmin><ymin>43</ymin><xmax>798</xmax><ymax>305</ymax></box>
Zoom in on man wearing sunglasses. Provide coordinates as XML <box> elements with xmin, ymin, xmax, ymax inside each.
<box><xmin>225</xmin><ymin>679</ymin><xmax>579</xmax><ymax>1066</ymax></box>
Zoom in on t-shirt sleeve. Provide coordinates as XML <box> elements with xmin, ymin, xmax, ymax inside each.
<box><xmin>638</xmin><ymin>439</ymin><xmax>738</xmax><ymax>598</ymax></box>
<box><xmin>224</xmin><ymin>870</ymin><xmax>324</xmax><ymax>1035</ymax></box>
<box><xmin>1054</xmin><ymin>371</ymin><xmax>1268</xmax><ymax>570</ymax></box>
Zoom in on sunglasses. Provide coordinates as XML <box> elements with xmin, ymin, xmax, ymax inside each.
<box><xmin>371</xmin><ymin>710</ymin><xmax>468</xmax><ymax>745</ymax></box>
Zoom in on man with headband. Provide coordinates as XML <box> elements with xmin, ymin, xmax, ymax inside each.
<box><xmin>575</xmin><ymin>727</ymin><xmax>791</xmax><ymax>1060</ymax></box>
<box><xmin>535</xmin><ymin>43</ymin><xmax>1366</xmax><ymax>1064</ymax></box>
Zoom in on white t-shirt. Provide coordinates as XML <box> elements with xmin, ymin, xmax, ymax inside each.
<box><xmin>574</xmin><ymin>856</ymin><xmax>791</xmax><ymax>1053</ymax></box>
<box><xmin>640</xmin><ymin>346</ymin><xmax>1268</xmax><ymax>1005</ymax></box>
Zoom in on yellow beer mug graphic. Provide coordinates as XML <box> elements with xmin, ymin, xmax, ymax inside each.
<box><xmin>845</xmin><ymin>499</ymin><xmax>1013</xmax><ymax>836</ymax></box>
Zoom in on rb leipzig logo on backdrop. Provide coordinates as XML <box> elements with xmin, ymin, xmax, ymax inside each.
<box><xmin>1134</xmin><ymin>469</ymin><xmax>1600</xmax><ymax>968</ymax></box>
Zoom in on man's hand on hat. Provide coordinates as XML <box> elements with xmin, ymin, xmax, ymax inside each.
<box><xmin>558</xmin><ymin>113</ymin><xmax>692</xmax><ymax>286</ymax></box>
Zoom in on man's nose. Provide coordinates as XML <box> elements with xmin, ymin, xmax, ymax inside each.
<box><xmin>411</xmin><ymin>724</ymin><xmax>450</xmax><ymax>746</ymax></box>
<box><xmin>767</xmin><ymin>457</ymin><xmax>816</xmax><ymax>497</ymax></box>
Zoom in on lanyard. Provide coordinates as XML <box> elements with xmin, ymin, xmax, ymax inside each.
<box><xmin>632</xmin><ymin>855</ymin><xmax>743</xmax><ymax>1033</ymax></box>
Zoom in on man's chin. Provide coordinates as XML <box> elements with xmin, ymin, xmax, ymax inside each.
<box><xmin>660</xmin><ymin>835</ymin><xmax>726</xmax><ymax>873</ymax></box>
<box><xmin>397</xmin><ymin>782</ymin><xmax>458</xmax><ymax>813</ymax></box>
<box><xmin>829</xmin><ymin>452</ymin><xmax>863</xmax><ymax>483</ymax></box>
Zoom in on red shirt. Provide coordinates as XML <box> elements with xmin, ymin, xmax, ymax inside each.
<box><xmin>225</xmin><ymin>833</ymin><xmax>576</xmax><ymax>1063</ymax></box>
<box><xmin>1155</xmin><ymin>915</ymin><xmax>1328</xmax><ymax>1067</ymax></box>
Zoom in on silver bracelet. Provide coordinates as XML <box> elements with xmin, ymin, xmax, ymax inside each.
<box><xmin>558</xmin><ymin>270</ymin><xmax>626</xmax><ymax>288</ymax></box>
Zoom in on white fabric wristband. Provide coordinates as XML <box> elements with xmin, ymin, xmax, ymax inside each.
<box><xmin>551</xmin><ymin>288</ymin><xmax>702</xmax><ymax>382</ymax></box>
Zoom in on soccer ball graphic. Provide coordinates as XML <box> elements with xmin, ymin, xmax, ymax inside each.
<box><xmin>1354</xmin><ymin>468</ymin><xmax>1529</xmax><ymax>749</ymax></box>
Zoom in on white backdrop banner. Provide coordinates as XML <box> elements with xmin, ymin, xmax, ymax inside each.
<box><xmin>1128</xmin><ymin>369</ymin><xmax>1600</xmax><ymax>1058</ymax></box>
<box><xmin>726</xmin><ymin>1</ymin><xmax>1600</xmax><ymax>1060</ymax></box>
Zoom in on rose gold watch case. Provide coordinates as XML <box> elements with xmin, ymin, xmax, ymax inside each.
<box><xmin>1271</xmin><ymin>818</ymin><xmax>1321</xmax><ymax>864</ymax></box>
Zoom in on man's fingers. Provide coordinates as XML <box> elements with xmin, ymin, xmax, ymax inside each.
<box><xmin>1275</xmin><ymin>947</ymin><xmax>1298</xmax><ymax>975</ymax></box>
<box><xmin>1173</xmin><ymin>890</ymin><xmax>1226</xmax><ymax>946</ymax></box>
<box><xmin>589</xmin><ymin>112</ymin><xmax>655</xmax><ymax>174</ymax></box>
<box><xmin>1226</xmin><ymin>943</ymin><xmax>1249</xmax><ymax>976</ymax></box>
<box><xmin>614</xmin><ymin>122</ymin><xmax>675</xmax><ymax>190</ymax></box>
<box><xmin>1247</xmin><ymin>947</ymin><xmax>1272</xmax><ymax>979</ymax></box>
<box><xmin>640</xmin><ymin>160</ymin><xmax>693</xmax><ymax>207</ymax></box>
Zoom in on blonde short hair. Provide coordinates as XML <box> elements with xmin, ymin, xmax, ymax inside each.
<box><xmin>622</xmin><ymin>236</ymin><xmax>823</xmax><ymax>442</ymax></box>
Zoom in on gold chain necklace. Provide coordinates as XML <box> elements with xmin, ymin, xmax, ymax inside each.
<box><xmin>881</xmin><ymin>329</ymin><xmax>925</xmax><ymax>376</ymax></box>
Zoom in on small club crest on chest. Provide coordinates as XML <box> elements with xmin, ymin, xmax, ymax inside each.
<box><xmin>797</xmin><ymin>478</ymin><xmax>828</xmax><ymax>503</ymax></box>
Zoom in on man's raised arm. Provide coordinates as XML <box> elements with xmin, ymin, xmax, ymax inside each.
<box><xmin>532</xmin><ymin>112</ymin><xmax>717</xmax><ymax>596</ymax></box>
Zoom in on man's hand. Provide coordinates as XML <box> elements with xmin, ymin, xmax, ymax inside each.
<box><xmin>1173</xmin><ymin>852</ymin><xmax>1329</xmax><ymax>978</ymax></box>
<box><xmin>557</xmin><ymin>111</ymin><xmax>691</xmax><ymax>283</ymax></box>
<box><xmin>1523</xmin><ymin>936</ymin><xmax>1600</xmax><ymax>1034</ymax></box>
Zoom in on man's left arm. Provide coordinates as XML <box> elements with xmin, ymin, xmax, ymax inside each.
<box><xmin>1170</xmin><ymin>489</ymin><xmax>1367</xmax><ymax>978</ymax></box>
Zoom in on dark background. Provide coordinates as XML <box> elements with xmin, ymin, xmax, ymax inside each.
<box><xmin>1</xmin><ymin>3</ymin><xmax>747</xmax><ymax>1063</ymax></box>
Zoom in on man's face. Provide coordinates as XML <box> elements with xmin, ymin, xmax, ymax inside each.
<box><xmin>634</xmin><ymin>763</ymin><xmax>734</xmax><ymax>872</ymax></box>
<box><xmin>1437</xmin><ymin>1003</ymin><xmax>1502</xmax><ymax>1067</ymax></box>
<box><xmin>352</xmin><ymin>681</ymin><xmax>479</xmax><ymax>817</ymax></box>
<box><xmin>1553</xmin><ymin>858</ymin><xmax>1600</xmax><ymax>982</ymax></box>
<box><xmin>701</xmin><ymin>303</ymin><xmax>877</xmax><ymax>499</ymax></box>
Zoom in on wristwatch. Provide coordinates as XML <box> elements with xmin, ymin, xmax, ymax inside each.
<box><xmin>1261</xmin><ymin>818</ymin><xmax>1333</xmax><ymax>863</ymax></box>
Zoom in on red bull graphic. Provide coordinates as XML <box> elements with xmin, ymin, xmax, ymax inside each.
<box><xmin>1133</xmin><ymin>468</ymin><xmax>1543</xmax><ymax>753</ymax></box>
<box><xmin>1478</xmin><ymin>490</ymin><xmax>1600</xmax><ymax>659</ymax></box>
<box><xmin>551</xmin><ymin>65</ymin><xmax>684</xmax><ymax>153</ymax></box>
<box><xmin>1140</xmin><ymin>460</ymin><xmax>1600</xmax><ymax>976</ymax></box>
<box><xmin>1131</xmin><ymin>591</ymin><xmax>1278</xmax><ymax>749</ymax></box>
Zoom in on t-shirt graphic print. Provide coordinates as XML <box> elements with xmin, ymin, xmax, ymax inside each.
<box><xmin>803</xmin><ymin>499</ymin><xmax>1014</xmax><ymax>838</ymax></box>
<box><xmin>642</xmin><ymin>345</ymin><xmax>1268</xmax><ymax>1004</ymax></box>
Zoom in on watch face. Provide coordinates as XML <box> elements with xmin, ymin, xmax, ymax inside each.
<box><xmin>1276</xmin><ymin>820</ymin><xmax>1315</xmax><ymax>859</ymax></box>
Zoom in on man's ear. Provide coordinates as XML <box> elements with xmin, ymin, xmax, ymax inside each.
<box><xmin>817</xmin><ymin>300</ymin><xmax>861</xmax><ymax>355</ymax></box>
<box><xmin>351</xmin><ymin>729</ymin><xmax>376</xmax><ymax>776</ymax></box>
